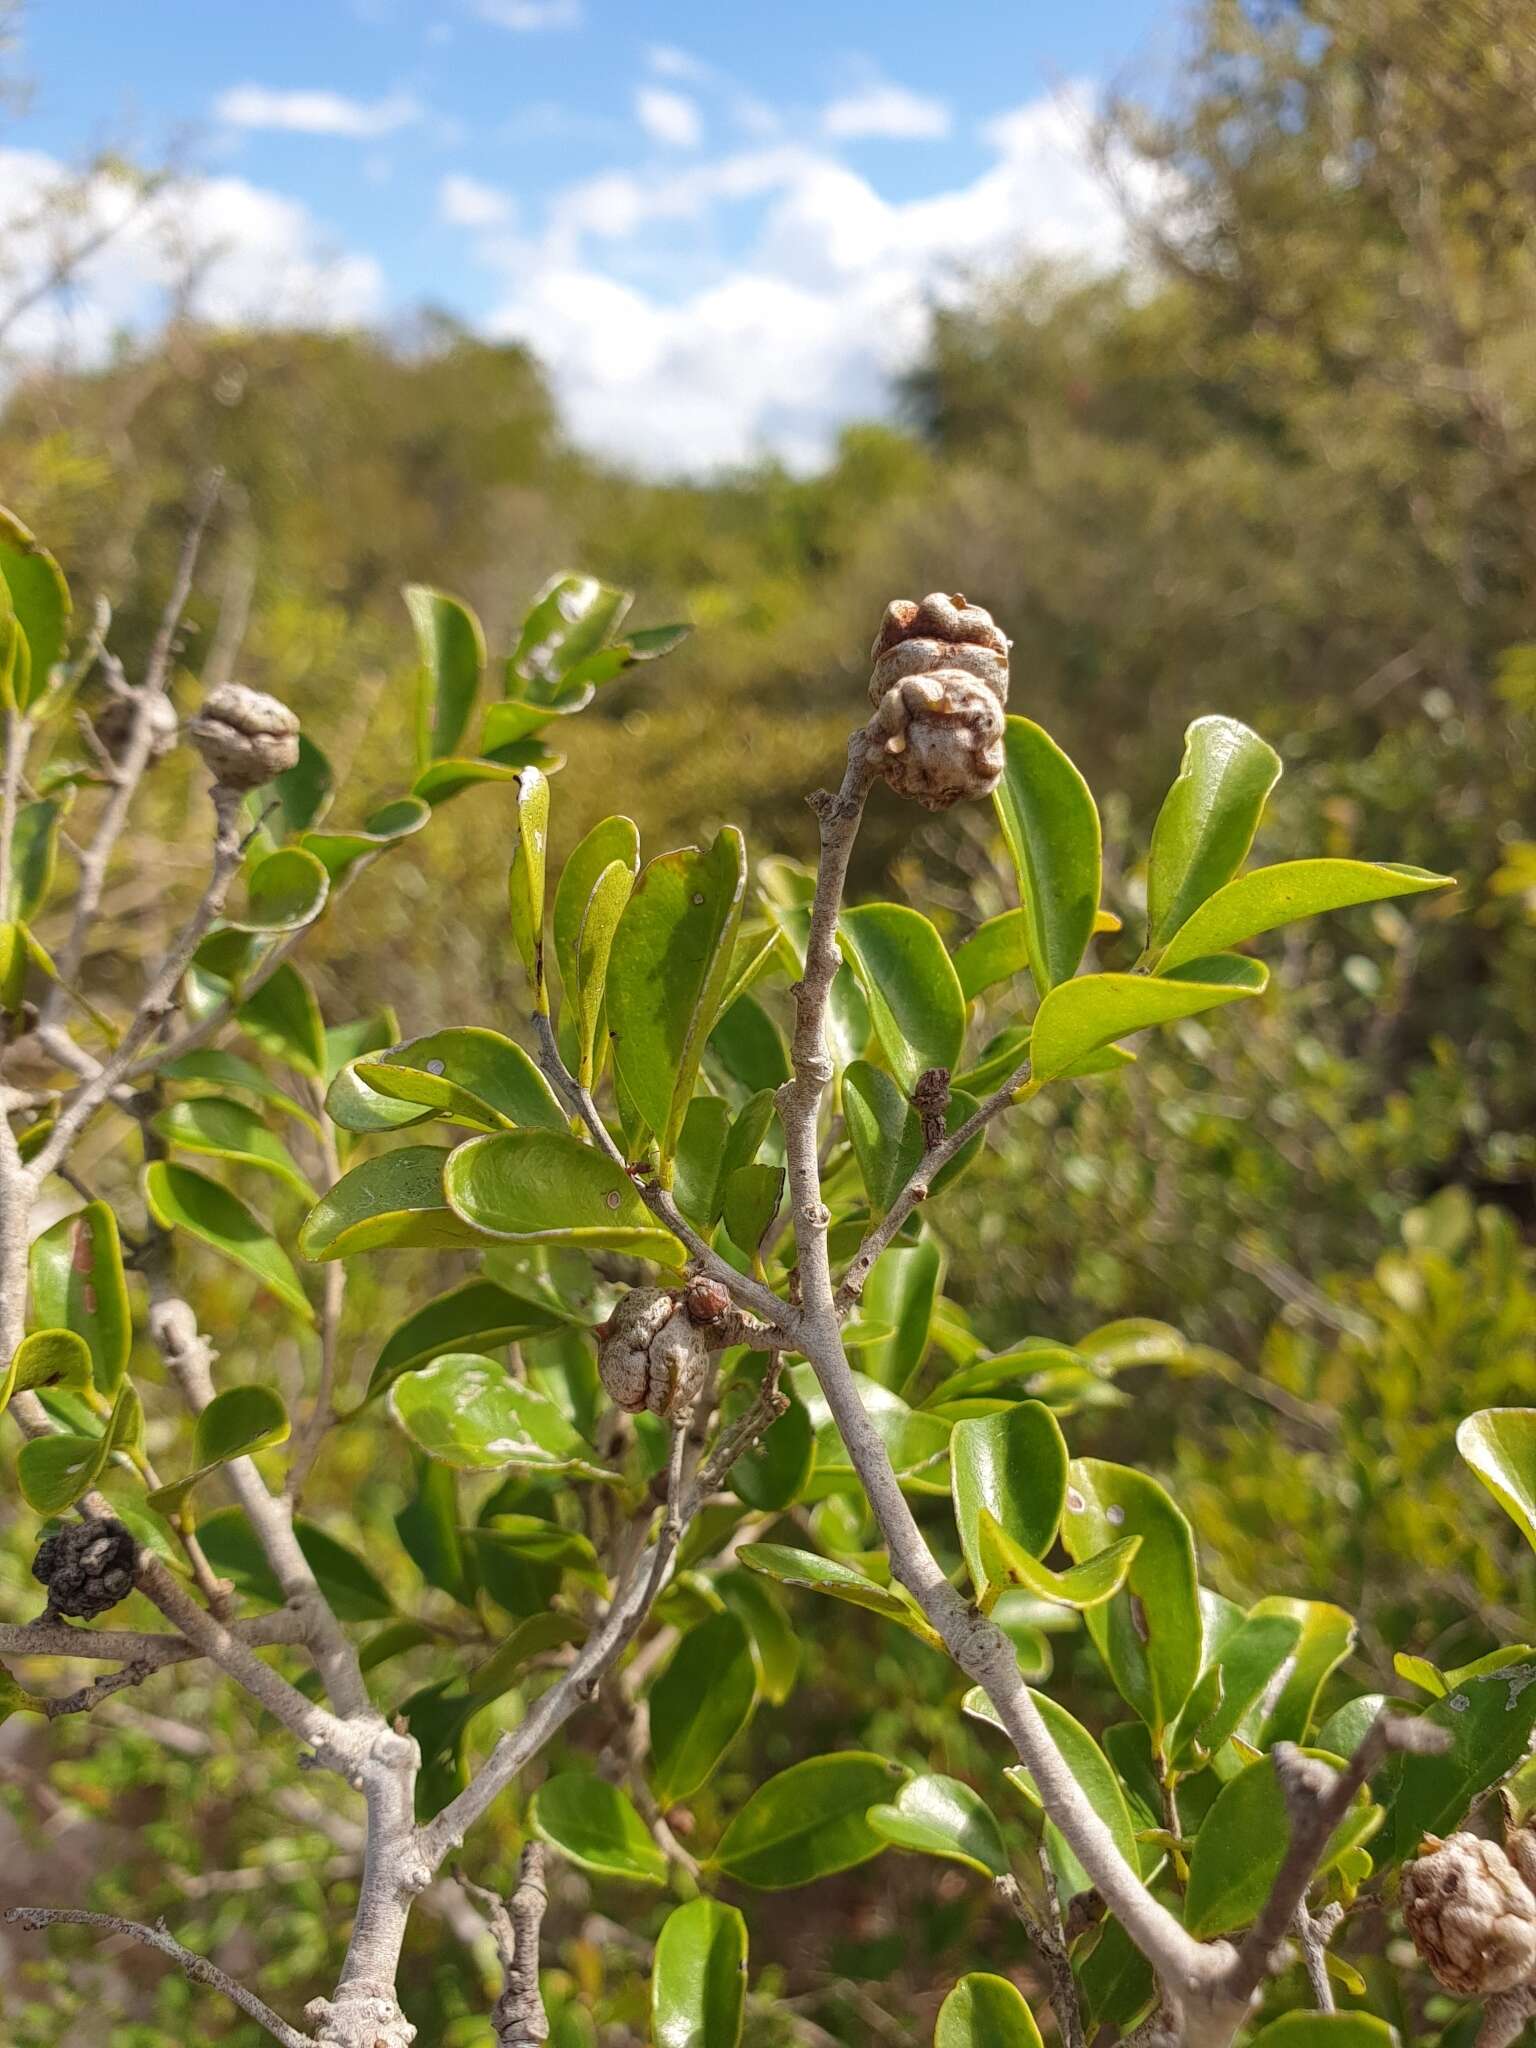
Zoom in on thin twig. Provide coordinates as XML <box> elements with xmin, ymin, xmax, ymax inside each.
<box><xmin>462</xmin><ymin>1844</ymin><xmax>551</xmax><ymax>2046</ymax></box>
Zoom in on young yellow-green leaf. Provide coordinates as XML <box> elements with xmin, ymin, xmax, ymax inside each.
<box><xmin>531</xmin><ymin>1772</ymin><xmax>666</xmax><ymax>1886</ymax></box>
<box><xmin>0</xmin><ymin>504</ymin><xmax>70</xmax><ymax>708</ymax></box>
<box><xmin>406</xmin><ymin>584</ymin><xmax>484</xmax><ymax>766</ymax></box>
<box><xmin>649</xmin><ymin>1609</ymin><xmax>759</xmax><ymax>1807</ymax></box>
<box><xmin>442</xmin><ymin>1129</ymin><xmax>685</xmax><ymax>1263</ymax></box>
<box><xmin>228</xmin><ymin>847</ymin><xmax>330</xmax><ymax>934</ymax></box>
<box><xmin>368</xmin><ymin>1277</ymin><xmax>579</xmax><ymax>1400</ymax></box>
<box><xmin>147</xmin><ymin>1385</ymin><xmax>290</xmax><ymax>1517</ymax></box>
<box><xmin>299</xmin><ymin>1147</ymin><xmax>496</xmax><ymax>1260</ymax></box>
<box><xmin>505</xmin><ymin>765</ymin><xmax>551</xmax><ymax>1012</ymax></box>
<box><xmin>951</xmin><ymin>1402</ymin><xmax>1069</xmax><ymax>1602</ymax></box>
<box><xmin>1062</xmin><ymin>1459</ymin><xmax>1202</xmax><ymax>1736</ymax></box>
<box><xmin>145</xmin><ymin>1161</ymin><xmax>313</xmax><ymax>1322</ymax></box>
<box><xmin>389</xmin><ymin>1351</ymin><xmax>611</xmax><ymax>1479</ymax></box>
<box><xmin>838</xmin><ymin>904</ymin><xmax>965</xmax><ymax>1094</ymax></box>
<box><xmin>992</xmin><ymin>715</ymin><xmax>1102</xmax><ymax>994</ymax></box>
<box><xmin>0</xmin><ymin>1328</ymin><xmax>92</xmax><ymax>1418</ymax></box>
<box><xmin>28</xmin><ymin>1202</ymin><xmax>132</xmax><ymax>1395</ymax></box>
<box><xmin>553</xmin><ymin>814</ymin><xmax>641</xmax><ymax>998</ymax></box>
<box><xmin>1030</xmin><ymin>957</ymin><xmax>1267</xmax><ymax>1084</ymax></box>
<box><xmin>739</xmin><ymin>1542</ymin><xmax>943</xmax><ymax>1650</ymax></box>
<box><xmin>652</xmin><ymin>1897</ymin><xmax>747</xmax><ymax>2048</ymax></box>
<box><xmin>935</xmin><ymin>1975</ymin><xmax>1045</xmax><ymax>2048</ymax></box>
<box><xmin>357</xmin><ymin>1028</ymin><xmax>565</xmax><ymax>1133</ymax></box>
<box><xmin>1246</xmin><ymin>2019</ymin><xmax>1399</xmax><ymax>2048</ymax></box>
<box><xmin>18</xmin><ymin>1381</ymin><xmax>143</xmax><ymax>1514</ymax></box>
<box><xmin>967</xmin><ymin>1684</ymin><xmax>1141</xmax><ymax>1901</ymax></box>
<box><xmin>607</xmin><ymin>826</ymin><xmax>748</xmax><ymax>1176</ymax></box>
<box><xmin>1146</xmin><ymin>716</ymin><xmax>1282</xmax><ymax>953</ymax></box>
<box><xmin>1247</xmin><ymin>1596</ymin><xmax>1356</xmax><ymax>1745</ymax></box>
<box><xmin>152</xmin><ymin>1096</ymin><xmax>316</xmax><ymax>1201</ymax></box>
<box><xmin>711</xmin><ymin>1752</ymin><xmax>900</xmax><ymax>1890</ymax></box>
<box><xmin>1156</xmin><ymin>857</ymin><xmax>1454</xmax><ymax>973</ymax></box>
<box><xmin>978</xmin><ymin>1512</ymin><xmax>1140</xmax><ymax>1611</ymax></box>
<box><xmin>575</xmin><ymin>858</ymin><xmax>636</xmax><ymax>1088</ymax></box>
<box><xmin>867</xmin><ymin>1773</ymin><xmax>1008</xmax><ymax>1878</ymax></box>
<box><xmin>1185</xmin><ymin>1750</ymin><xmax>1381</xmax><ymax>1937</ymax></box>
<box><xmin>1457</xmin><ymin>1408</ymin><xmax>1536</xmax><ymax>1550</ymax></box>
<box><xmin>239</xmin><ymin>963</ymin><xmax>327</xmax><ymax>1078</ymax></box>
<box><xmin>1384</xmin><ymin>1661</ymin><xmax>1536</xmax><ymax>1863</ymax></box>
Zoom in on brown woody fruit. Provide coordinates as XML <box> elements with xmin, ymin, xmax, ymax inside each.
<box><xmin>32</xmin><ymin>1516</ymin><xmax>138</xmax><ymax>1620</ymax></box>
<box><xmin>1401</xmin><ymin>1832</ymin><xmax>1536</xmax><ymax>1995</ymax></box>
<box><xmin>683</xmin><ymin>1275</ymin><xmax>733</xmax><ymax>1327</ymax></box>
<box><xmin>596</xmin><ymin>1288</ymin><xmax>709</xmax><ymax>1420</ymax></box>
<box><xmin>869</xmin><ymin>590</ymin><xmax>1009</xmax><ymax>711</ymax></box>
<box><xmin>188</xmin><ymin>682</ymin><xmax>300</xmax><ymax>790</ymax></box>
<box><xmin>868</xmin><ymin>669</ymin><xmax>1005</xmax><ymax>810</ymax></box>
<box><xmin>94</xmin><ymin>692</ymin><xmax>179</xmax><ymax>764</ymax></box>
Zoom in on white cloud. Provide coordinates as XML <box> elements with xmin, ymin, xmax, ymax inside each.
<box><xmin>438</xmin><ymin>172</ymin><xmax>514</xmax><ymax>227</ymax></box>
<box><xmin>477</xmin><ymin>0</ymin><xmax>581</xmax><ymax>27</ymax></box>
<box><xmin>647</xmin><ymin>45</ymin><xmax>713</xmax><ymax>86</ymax></box>
<box><xmin>213</xmin><ymin>85</ymin><xmax>422</xmax><ymax>139</ymax></box>
<box><xmin>821</xmin><ymin>82</ymin><xmax>951</xmax><ymax>142</ymax></box>
<box><xmin>635</xmin><ymin>87</ymin><xmax>702</xmax><ymax>151</ymax></box>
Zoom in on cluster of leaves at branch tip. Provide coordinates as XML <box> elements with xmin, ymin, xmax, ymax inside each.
<box><xmin>867</xmin><ymin>591</ymin><xmax>1010</xmax><ymax>809</ymax></box>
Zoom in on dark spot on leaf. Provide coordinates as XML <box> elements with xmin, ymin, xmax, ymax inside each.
<box><xmin>1130</xmin><ymin>1593</ymin><xmax>1150</xmax><ymax>1642</ymax></box>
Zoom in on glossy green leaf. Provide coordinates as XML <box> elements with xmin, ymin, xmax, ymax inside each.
<box><xmin>442</xmin><ymin>1129</ymin><xmax>685</xmax><ymax>1262</ymax></box>
<box><xmin>357</xmin><ymin>1027</ymin><xmax>564</xmax><ymax>1134</ymax></box>
<box><xmin>299</xmin><ymin>1146</ymin><xmax>495</xmax><ymax>1259</ymax></box>
<box><xmin>935</xmin><ymin>1975</ymin><xmax>1044</xmax><ymax>2048</ymax></box>
<box><xmin>145</xmin><ymin>1161</ymin><xmax>313</xmax><ymax>1321</ymax></box>
<box><xmin>553</xmin><ymin>814</ymin><xmax>641</xmax><ymax>998</ymax></box>
<box><xmin>1146</xmin><ymin>716</ymin><xmax>1282</xmax><ymax>953</ymax></box>
<box><xmin>1384</xmin><ymin>1661</ymin><xmax>1536</xmax><ymax>1862</ymax></box>
<box><xmin>395</xmin><ymin>1455</ymin><xmax>473</xmax><ymax>1606</ymax></box>
<box><xmin>0</xmin><ymin>1329</ymin><xmax>92</xmax><ymax>1418</ymax></box>
<box><xmin>1157</xmin><ymin>858</ymin><xmax>1454</xmax><ymax>973</ymax></box>
<box><xmin>196</xmin><ymin>1509</ymin><xmax>393</xmax><ymax>1620</ymax></box>
<box><xmin>953</xmin><ymin>910</ymin><xmax>1033</xmax><ymax>1001</ymax></box>
<box><xmin>1248</xmin><ymin>1596</ymin><xmax>1356</xmax><ymax>1745</ymax></box>
<box><xmin>7</xmin><ymin>800</ymin><xmax>61</xmax><ymax>921</ymax></box>
<box><xmin>842</xmin><ymin>1065</ymin><xmax>984</xmax><ymax>1223</ymax></box>
<box><xmin>1062</xmin><ymin>1458</ymin><xmax>1202</xmax><ymax>1735</ymax></box>
<box><xmin>859</xmin><ymin>1241</ymin><xmax>942</xmax><ymax>1394</ymax></box>
<box><xmin>653</xmin><ymin>1897</ymin><xmax>747</xmax><ymax>2048</ymax></box>
<box><xmin>239</xmin><ymin>963</ymin><xmax>326</xmax><ymax>1077</ymax></box>
<box><xmin>1185</xmin><ymin>1750</ymin><xmax>1381</xmax><ymax>1936</ymax></box>
<box><xmin>712</xmin><ymin>1752</ymin><xmax>900</xmax><ymax>1889</ymax></box>
<box><xmin>1245</xmin><ymin>2019</ymin><xmax>1399</xmax><ymax>2048</ymax></box>
<box><xmin>511</xmin><ymin>572</ymin><xmax>631</xmax><ymax>701</ymax></box>
<box><xmin>992</xmin><ymin>715</ymin><xmax>1101</xmax><ymax>993</ymax></box>
<box><xmin>650</xmin><ymin>1609</ymin><xmax>759</xmax><ymax>1806</ymax></box>
<box><xmin>406</xmin><ymin>583</ymin><xmax>484</xmax><ymax>765</ymax></box>
<box><xmin>952</xmin><ymin>1401</ymin><xmax>1068</xmax><ymax>1601</ymax></box>
<box><xmin>389</xmin><ymin>1351</ymin><xmax>610</xmax><ymax>1479</ymax></box>
<box><xmin>788</xmin><ymin>1363</ymin><xmax>952</xmax><ymax>1496</ymax></box>
<box><xmin>506</xmin><ymin>765</ymin><xmax>551</xmax><ymax>1011</ymax></box>
<box><xmin>301</xmin><ymin>796</ymin><xmax>431</xmax><ymax>885</ymax></box>
<box><xmin>673</xmin><ymin>1095</ymin><xmax>733</xmax><ymax>1227</ymax></box>
<box><xmin>838</xmin><ymin>904</ymin><xmax>964</xmax><ymax>1094</ymax></box>
<box><xmin>368</xmin><ymin>1278</ymin><xmax>578</xmax><ymax>1400</ymax></box>
<box><xmin>324</xmin><ymin>1061</ymin><xmax>436</xmax><ymax>1136</ymax></box>
<box><xmin>717</xmin><ymin>1568</ymin><xmax>799</xmax><ymax>1705</ymax></box>
<box><xmin>1458</xmin><ymin>1408</ymin><xmax>1536</xmax><ymax>1549</ymax></box>
<box><xmin>725</xmin><ymin>1378</ymin><xmax>814</xmax><ymax>1512</ymax></box>
<box><xmin>18</xmin><ymin>1382</ymin><xmax>142</xmax><ymax>1514</ymax></box>
<box><xmin>722</xmin><ymin>1162</ymin><xmax>783</xmax><ymax>1259</ymax></box>
<box><xmin>1030</xmin><ymin>957</ymin><xmax>1268</xmax><ymax>1084</ymax></box>
<box><xmin>28</xmin><ymin>1202</ymin><xmax>132</xmax><ymax>1395</ymax></box>
<box><xmin>1170</xmin><ymin>1610</ymin><xmax>1301</xmax><ymax>1763</ymax></box>
<box><xmin>867</xmin><ymin>1773</ymin><xmax>1008</xmax><ymax>1877</ymax></box>
<box><xmin>925</xmin><ymin>1341</ymin><xmax>1093</xmax><ymax>1408</ymax></box>
<box><xmin>608</xmin><ymin>827</ymin><xmax>748</xmax><ymax>1174</ymax></box>
<box><xmin>152</xmin><ymin>1096</ymin><xmax>315</xmax><ymax>1200</ymax></box>
<box><xmin>162</xmin><ymin>1049</ymin><xmax>320</xmax><ymax>1133</ymax></box>
<box><xmin>573</xmin><ymin>858</ymin><xmax>635</xmax><ymax>1089</ymax></box>
<box><xmin>978</xmin><ymin>1512</ymin><xmax>1140</xmax><ymax>1611</ymax></box>
<box><xmin>266</xmin><ymin>733</ymin><xmax>333</xmax><ymax>838</ymax></box>
<box><xmin>739</xmin><ymin>1543</ymin><xmax>944</xmax><ymax>1650</ymax></box>
<box><xmin>147</xmin><ymin>1386</ymin><xmax>290</xmax><ymax>1516</ymax></box>
<box><xmin>981</xmin><ymin>1686</ymin><xmax>1142</xmax><ymax>1902</ymax></box>
<box><xmin>708</xmin><ymin>991</ymin><xmax>790</xmax><ymax>1094</ymax></box>
<box><xmin>532</xmin><ymin>1772</ymin><xmax>666</xmax><ymax>1886</ymax></box>
<box><xmin>0</xmin><ymin>505</ymin><xmax>70</xmax><ymax>706</ymax></box>
<box><xmin>228</xmin><ymin>847</ymin><xmax>330</xmax><ymax>934</ymax></box>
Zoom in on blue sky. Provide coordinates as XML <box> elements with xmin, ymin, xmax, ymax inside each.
<box><xmin>4</xmin><ymin>0</ymin><xmax>1184</xmax><ymax>471</ymax></box>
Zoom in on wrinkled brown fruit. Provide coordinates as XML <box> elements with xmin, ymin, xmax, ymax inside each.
<box><xmin>1402</xmin><ymin>1831</ymin><xmax>1536</xmax><ymax>1996</ymax></box>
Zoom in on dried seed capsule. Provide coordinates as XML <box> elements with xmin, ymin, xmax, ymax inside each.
<box><xmin>94</xmin><ymin>692</ymin><xmax>179</xmax><ymax>764</ymax></box>
<box><xmin>597</xmin><ymin>1288</ymin><xmax>709</xmax><ymax>1420</ymax></box>
<box><xmin>32</xmin><ymin>1516</ymin><xmax>138</xmax><ymax>1620</ymax></box>
<box><xmin>1402</xmin><ymin>1832</ymin><xmax>1536</xmax><ymax>1995</ymax></box>
<box><xmin>869</xmin><ymin>590</ymin><xmax>1009</xmax><ymax>711</ymax></box>
<box><xmin>188</xmin><ymin>682</ymin><xmax>300</xmax><ymax>790</ymax></box>
<box><xmin>869</xmin><ymin>669</ymin><xmax>1005</xmax><ymax>810</ymax></box>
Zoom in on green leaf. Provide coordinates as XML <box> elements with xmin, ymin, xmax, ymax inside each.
<box><xmin>709</xmin><ymin>993</ymin><xmax>790</xmax><ymax>1094</ymax></box>
<box><xmin>239</xmin><ymin>964</ymin><xmax>326</xmax><ymax>1077</ymax></box>
<box><xmin>652</xmin><ymin>1897</ymin><xmax>747</xmax><ymax>2048</ymax></box>
<box><xmin>553</xmin><ymin>814</ymin><xmax>641</xmax><ymax>998</ymax></box>
<box><xmin>925</xmin><ymin>1341</ymin><xmax>1095</xmax><ymax>1408</ymax></box>
<box><xmin>442</xmin><ymin>1129</ymin><xmax>685</xmax><ymax>1262</ymax></box>
<box><xmin>511</xmin><ymin>573</ymin><xmax>631</xmax><ymax>701</ymax></box>
<box><xmin>953</xmin><ymin>910</ymin><xmax>1034</xmax><ymax>1002</ymax></box>
<box><xmin>396</xmin><ymin>1456</ymin><xmax>473</xmax><ymax>1606</ymax></box>
<box><xmin>145</xmin><ymin>1161</ymin><xmax>313</xmax><ymax>1322</ymax></box>
<box><xmin>1030</xmin><ymin>957</ymin><xmax>1268</xmax><ymax>1084</ymax></box>
<box><xmin>302</xmin><ymin>796</ymin><xmax>430</xmax><ymax>886</ymax></box>
<box><xmin>1185</xmin><ymin>1750</ymin><xmax>1381</xmax><ymax>1937</ymax></box>
<box><xmin>1146</xmin><ymin>716</ymin><xmax>1282</xmax><ymax>953</ymax></box>
<box><xmin>228</xmin><ymin>847</ymin><xmax>330</xmax><ymax>934</ymax></box>
<box><xmin>299</xmin><ymin>1146</ymin><xmax>494</xmax><ymax>1260</ymax></box>
<box><xmin>507</xmin><ymin>765</ymin><xmax>551</xmax><ymax>1011</ymax></box>
<box><xmin>725</xmin><ymin>1378</ymin><xmax>814</xmax><ymax>1512</ymax></box>
<box><xmin>0</xmin><ymin>504</ymin><xmax>70</xmax><ymax>707</ymax></box>
<box><xmin>1062</xmin><ymin>1459</ymin><xmax>1203</xmax><ymax>1735</ymax></box>
<box><xmin>951</xmin><ymin>1402</ymin><xmax>1069</xmax><ymax>1602</ymax></box>
<box><xmin>978</xmin><ymin>1513</ymin><xmax>1140</xmax><ymax>1611</ymax></box>
<box><xmin>843</xmin><ymin>1066</ymin><xmax>983</xmax><ymax>1223</ymax></box>
<box><xmin>368</xmin><ymin>1278</ymin><xmax>579</xmax><ymax>1400</ymax></box>
<box><xmin>1156</xmin><ymin>858</ymin><xmax>1453</xmax><ymax>973</ymax></box>
<box><xmin>649</xmin><ymin>1609</ymin><xmax>759</xmax><ymax>1806</ymax></box>
<box><xmin>935</xmin><ymin>1975</ymin><xmax>1044</xmax><ymax>2048</ymax></box>
<box><xmin>992</xmin><ymin>715</ymin><xmax>1102</xmax><ymax>993</ymax></box>
<box><xmin>266</xmin><ymin>734</ymin><xmax>334</xmax><ymax>838</ymax></box>
<box><xmin>1169</xmin><ymin>1610</ymin><xmax>1301</xmax><ymax>1763</ymax></box>
<box><xmin>196</xmin><ymin>1509</ymin><xmax>394</xmax><ymax>1620</ymax></box>
<box><xmin>389</xmin><ymin>1351</ymin><xmax>610</xmax><ymax>1479</ymax></box>
<box><xmin>867</xmin><ymin>1773</ymin><xmax>1008</xmax><ymax>1877</ymax></box>
<box><xmin>573</xmin><ymin>858</ymin><xmax>636</xmax><ymax>1091</ymax></box>
<box><xmin>859</xmin><ymin>1242</ymin><xmax>943</xmax><ymax>1394</ymax></box>
<box><xmin>1457</xmin><ymin>1408</ymin><xmax>1536</xmax><ymax>1549</ymax></box>
<box><xmin>406</xmin><ymin>584</ymin><xmax>484</xmax><ymax>766</ymax></box>
<box><xmin>357</xmin><ymin>1028</ymin><xmax>565</xmax><ymax>1134</ymax></box>
<box><xmin>162</xmin><ymin>1049</ymin><xmax>321</xmax><ymax>1134</ymax></box>
<box><xmin>414</xmin><ymin>753</ymin><xmax>557</xmax><ymax>805</ymax></box>
<box><xmin>722</xmin><ymin>1162</ymin><xmax>783</xmax><ymax>1260</ymax></box>
<box><xmin>18</xmin><ymin>1382</ymin><xmax>142</xmax><ymax>1513</ymax></box>
<box><xmin>673</xmin><ymin>1095</ymin><xmax>733</xmax><ymax>1227</ymax></box>
<box><xmin>717</xmin><ymin>1568</ymin><xmax>799</xmax><ymax>1705</ymax></box>
<box><xmin>531</xmin><ymin>1773</ymin><xmax>666</xmax><ymax>1886</ymax></box>
<box><xmin>1384</xmin><ymin>1663</ymin><xmax>1536</xmax><ymax>1863</ymax></box>
<box><xmin>28</xmin><ymin>1202</ymin><xmax>132</xmax><ymax>1395</ymax></box>
<box><xmin>324</xmin><ymin>1061</ymin><xmax>436</xmax><ymax>1136</ymax></box>
<box><xmin>152</xmin><ymin>1096</ymin><xmax>315</xmax><ymax>1200</ymax></box>
<box><xmin>1246</xmin><ymin>2020</ymin><xmax>1399</xmax><ymax>2048</ymax></box>
<box><xmin>1247</xmin><ymin>1596</ymin><xmax>1356</xmax><ymax>1745</ymax></box>
<box><xmin>7</xmin><ymin>800</ymin><xmax>61</xmax><ymax>920</ymax></box>
<box><xmin>147</xmin><ymin>1386</ymin><xmax>290</xmax><ymax>1516</ymax></box>
<box><xmin>738</xmin><ymin>1543</ymin><xmax>944</xmax><ymax>1651</ymax></box>
<box><xmin>838</xmin><ymin>904</ymin><xmax>965</xmax><ymax>1094</ymax></box>
<box><xmin>0</xmin><ymin>1328</ymin><xmax>92</xmax><ymax>1418</ymax></box>
<box><xmin>711</xmin><ymin>1752</ymin><xmax>900</xmax><ymax>1889</ymax></box>
<box><xmin>608</xmin><ymin>827</ymin><xmax>748</xmax><ymax>1176</ymax></box>
<box><xmin>789</xmin><ymin>1363</ymin><xmax>952</xmax><ymax>1496</ymax></box>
